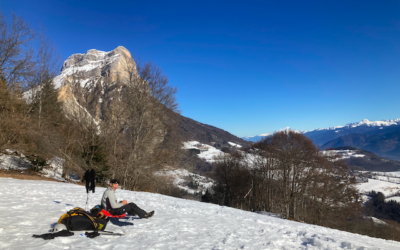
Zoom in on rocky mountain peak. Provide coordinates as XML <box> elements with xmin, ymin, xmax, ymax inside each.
<box><xmin>55</xmin><ymin>46</ymin><xmax>138</xmax><ymax>125</ymax></box>
<box><xmin>54</xmin><ymin>46</ymin><xmax>136</xmax><ymax>89</ymax></box>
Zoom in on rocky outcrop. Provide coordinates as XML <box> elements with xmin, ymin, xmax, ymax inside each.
<box><xmin>57</xmin><ymin>46</ymin><xmax>136</xmax><ymax>84</ymax></box>
<box><xmin>54</xmin><ymin>46</ymin><xmax>138</xmax><ymax>125</ymax></box>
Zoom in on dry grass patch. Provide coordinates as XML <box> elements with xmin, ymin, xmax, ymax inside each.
<box><xmin>0</xmin><ymin>169</ymin><xmax>62</xmax><ymax>182</ymax></box>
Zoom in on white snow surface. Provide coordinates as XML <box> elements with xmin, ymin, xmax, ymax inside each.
<box><xmin>41</xmin><ymin>157</ymin><xmax>80</xmax><ymax>182</ymax></box>
<box><xmin>228</xmin><ymin>142</ymin><xmax>242</xmax><ymax>148</ymax></box>
<box><xmin>1</xmin><ymin>178</ymin><xmax>400</xmax><ymax>250</ymax></box>
<box><xmin>156</xmin><ymin>168</ymin><xmax>214</xmax><ymax>194</ymax></box>
<box><xmin>322</xmin><ymin>150</ymin><xmax>365</xmax><ymax>161</ymax></box>
<box><xmin>53</xmin><ymin>50</ymin><xmax>120</xmax><ymax>89</ymax></box>
<box><xmin>371</xmin><ymin>171</ymin><xmax>400</xmax><ymax>178</ymax></box>
<box><xmin>385</xmin><ymin>196</ymin><xmax>400</xmax><ymax>203</ymax></box>
<box><xmin>356</xmin><ymin>179</ymin><xmax>400</xmax><ymax>197</ymax></box>
<box><xmin>369</xmin><ymin>217</ymin><xmax>388</xmax><ymax>226</ymax></box>
<box><xmin>0</xmin><ymin>152</ymin><xmax>79</xmax><ymax>182</ymax></box>
<box><xmin>182</xmin><ymin>141</ymin><xmax>227</xmax><ymax>163</ymax></box>
<box><xmin>0</xmin><ymin>154</ymin><xmax>32</xmax><ymax>170</ymax></box>
<box><xmin>307</xmin><ymin>119</ymin><xmax>400</xmax><ymax>133</ymax></box>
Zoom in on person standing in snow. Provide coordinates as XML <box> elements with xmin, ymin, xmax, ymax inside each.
<box><xmin>101</xmin><ymin>179</ymin><xmax>154</xmax><ymax>219</ymax></box>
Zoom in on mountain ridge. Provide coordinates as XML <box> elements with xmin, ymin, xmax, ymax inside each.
<box><xmin>325</xmin><ymin>146</ymin><xmax>400</xmax><ymax>171</ymax></box>
<box><xmin>322</xmin><ymin>131</ymin><xmax>400</xmax><ymax>161</ymax></box>
<box><xmin>243</xmin><ymin>118</ymin><xmax>400</xmax><ymax>144</ymax></box>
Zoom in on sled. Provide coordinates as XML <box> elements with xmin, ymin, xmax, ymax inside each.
<box><xmin>99</xmin><ymin>209</ymin><xmax>127</xmax><ymax>219</ymax></box>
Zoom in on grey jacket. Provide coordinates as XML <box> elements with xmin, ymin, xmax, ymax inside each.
<box><xmin>101</xmin><ymin>187</ymin><xmax>123</xmax><ymax>210</ymax></box>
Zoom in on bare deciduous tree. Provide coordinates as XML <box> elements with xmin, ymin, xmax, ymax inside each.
<box><xmin>208</xmin><ymin>130</ymin><xmax>360</xmax><ymax>227</ymax></box>
<box><xmin>0</xmin><ymin>11</ymin><xmax>35</xmax><ymax>89</ymax></box>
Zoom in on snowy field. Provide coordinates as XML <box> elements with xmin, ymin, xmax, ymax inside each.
<box><xmin>385</xmin><ymin>196</ymin><xmax>400</xmax><ymax>203</ymax></box>
<box><xmin>356</xmin><ymin>179</ymin><xmax>400</xmax><ymax>197</ymax></box>
<box><xmin>1</xmin><ymin>178</ymin><xmax>400</xmax><ymax>249</ymax></box>
<box><xmin>182</xmin><ymin>141</ymin><xmax>226</xmax><ymax>163</ymax></box>
<box><xmin>156</xmin><ymin>168</ymin><xmax>213</xmax><ymax>194</ymax></box>
<box><xmin>380</xmin><ymin>171</ymin><xmax>400</xmax><ymax>177</ymax></box>
<box><xmin>322</xmin><ymin>150</ymin><xmax>365</xmax><ymax>161</ymax></box>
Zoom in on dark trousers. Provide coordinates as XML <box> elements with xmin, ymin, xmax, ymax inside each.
<box><xmin>109</xmin><ymin>203</ymin><xmax>147</xmax><ymax>218</ymax></box>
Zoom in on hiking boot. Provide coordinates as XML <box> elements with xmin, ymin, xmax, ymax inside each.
<box><xmin>144</xmin><ymin>211</ymin><xmax>154</xmax><ymax>219</ymax></box>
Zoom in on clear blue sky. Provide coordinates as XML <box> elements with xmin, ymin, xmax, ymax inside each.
<box><xmin>3</xmin><ymin>0</ymin><xmax>400</xmax><ymax>137</ymax></box>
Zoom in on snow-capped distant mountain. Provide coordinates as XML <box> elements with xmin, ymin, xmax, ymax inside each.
<box><xmin>242</xmin><ymin>127</ymin><xmax>304</xmax><ymax>142</ymax></box>
<box><xmin>307</xmin><ymin>119</ymin><xmax>400</xmax><ymax>133</ymax></box>
<box><xmin>305</xmin><ymin>119</ymin><xmax>400</xmax><ymax>146</ymax></box>
<box><xmin>243</xmin><ymin>119</ymin><xmax>400</xmax><ymax>144</ymax></box>
<box><xmin>241</xmin><ymin>134</ymin><xmax>269</xmax><ymax>143</ymax></box>
<box><xmin>242</xmin><ymin>119</ymin><xmax>400</xmax><ymax>161</ymax></box>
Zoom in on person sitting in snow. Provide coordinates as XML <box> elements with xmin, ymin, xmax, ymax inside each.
<box><xmin>101</xmin><ymin>179</ymin><xmax>154</xmax><ymax>219</ymax></box>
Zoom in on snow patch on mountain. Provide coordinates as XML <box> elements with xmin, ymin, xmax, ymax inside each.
<box><xmin>243</xmin><ymin>128</ymin><xmax>304</xmax><ymax>142</ymax></box>
<box><xmin>322</xmin><ymin>149</ymin><xmax>365</xmax><ymax>161</ymax></box>
<box><xmin>156</xmin><ymin>168</ymin><xmax>214</xmax><ymax>194</ymax></box>
<box><xmin>53</xmin><ymin>49</ymin><xmax>121</xmax><ymax>89</ymax></box>
<box><xmin>182</xmin><ymin>141</ymin><xmax>227</xmax><ymax>163</ymax></box>
<box><xmin>356</xmin><ymin>179</ymin><xmax>400</xmax><ymax>197</ymax></box>
<box><xmin>243</xmin><ymin>119</ymin><xmax>400</xmax><ymax>142</ymax></box>
<box><xmin>308</xmin><ymin>119</ymin><xmax>400</xmax><ymax>133</ymax></box>
<box><xmin>228</xmin><ymin>142</ymin><xmax>242</xmax><ymax>148</ymax></box>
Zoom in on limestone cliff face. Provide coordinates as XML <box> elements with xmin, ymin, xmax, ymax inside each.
<box><xmin>54</xmin><ymin>46</ymin><xmax>138</xmax><ymax>124</ymax></box>
<box><xmin>58</xmin><ymin>46</ymin><xmax>136</xmax><ymax>83</ymax></box>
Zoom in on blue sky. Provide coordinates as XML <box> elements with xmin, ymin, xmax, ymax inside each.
<box><xmin>3</xmin><ymin>0</ymin><xmax>400</xmax><ymax>137</ymax></box>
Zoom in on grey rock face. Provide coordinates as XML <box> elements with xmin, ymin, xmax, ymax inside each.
<box><xmin>58</xmin><ymin>46</ymin><xmax>136</xmax><ymax>82</ymax></box>
<box><xmin>55</xmin><ymin>46</ymin><xmax>138</xmax><ymax>125</ymax></box>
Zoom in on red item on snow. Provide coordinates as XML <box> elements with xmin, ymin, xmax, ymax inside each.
<box><xmin>100</xmin><ymin>209</ymin><xmax>126</xmax><ymax>219</ymax></box>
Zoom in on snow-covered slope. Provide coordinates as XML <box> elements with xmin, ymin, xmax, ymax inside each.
<box><xmin>322</xmin><ymin>149</ymin><xmax>366</xmax><ymax>161</ymax></box>
<box><xmin>356</xmin><ymin>179</ymin><xmax>400</xmax><ymax>197</ymax></box>
<box><xmin>1</xmin><ymin>178</ymin><xmax>400</xmax><ymax>249</ymax></box>
<box><xmin>182</xmin><ymin>141</ymin><xmax>227</xmax><ymax>163</ymax></box>
<box><xmin>156</xmin><ymin>168</ymin><xmax>213</xmax><ymax>194</ymax></box>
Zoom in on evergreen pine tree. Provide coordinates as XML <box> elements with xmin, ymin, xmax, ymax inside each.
<box><xmin>31</xmin><ymin>78</ymin><xmax>64</xmax><ymax>127</ymax></box>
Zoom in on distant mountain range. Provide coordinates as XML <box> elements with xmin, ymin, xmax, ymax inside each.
<box><xmin>325</xmin><ymin>146</ymin><xmax>400</xmax><ymax>172</ymax></box>
<box><xmin>242</xmin><ymin>127</ymin><xmax>304</xmax><ymax>142</ymax></box>
<box><xmin>243</xmin><ymin>119</ymin><xmax>400</xmax><ymax>161</ymax></box>
<box><xmin>322</xmin><ymin>131</ymin><xmax>400</xmax><ymax>161</ymax></box>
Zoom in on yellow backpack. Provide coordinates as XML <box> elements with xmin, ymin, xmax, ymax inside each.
<box><xmin>57</xmin><ymin>207</ymin><xmax>109</xmax><ymax>231</ymax></box>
